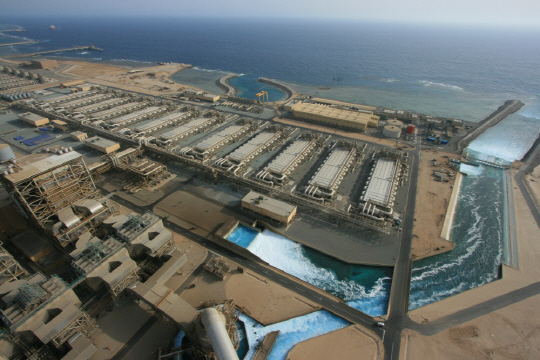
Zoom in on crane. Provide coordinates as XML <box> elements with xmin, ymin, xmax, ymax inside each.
<box><xmin>256</xmin><ymin>91</ymin><xmax>269</xmax><ymax>104</ymax></box>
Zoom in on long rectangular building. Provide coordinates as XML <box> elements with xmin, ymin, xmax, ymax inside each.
<box><xmin>362</xmin><ymin>158</ymin><xmax>397</xmax><ymax>206</ymax></box>
<box><xmin>292</xmin><ymin>102</ymin><xmax>379</xmax><ymax>132</ymax></box>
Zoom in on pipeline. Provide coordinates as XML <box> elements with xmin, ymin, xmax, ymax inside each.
<box><xmin>200</xmin><ymin>308</ymin><xmax>239</xmax><ymax>360</ymax></box>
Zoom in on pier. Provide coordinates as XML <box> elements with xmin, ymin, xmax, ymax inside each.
<box><xmin>457</xmin><ymin>100</ymin><xmax>524</xmax><ymax>153</ymax></box>
<box><xmin>0</xmin><ymin>29</ymin><xmax>26</xmax><ymax>32</ymax></box>
<box><xmin>4</xmin><ymin>44</ymin><xmax>103</xmax><ymax>59</ymax></box>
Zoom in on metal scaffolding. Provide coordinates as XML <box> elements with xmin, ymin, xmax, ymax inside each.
<box><xmin>6</xmin><ymin>154</ymin><xmax>100</xmax><ymax>226</ymax></box>
<box><xmin>50</xmin><ymin>312</ymin><xmax>97</xmax><ymax>348</ymax></box>
<box><xmin>0</xmin><ymin>243</ymin><xmax>28</xmax><ymax>286</ymax></box>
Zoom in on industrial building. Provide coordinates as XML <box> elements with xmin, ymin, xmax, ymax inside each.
<box><xmin>131</xmin><ymin>110</ymin><xmax>192</xmax><ymax>135</ymax></box>
<box><xmin>18</xmin><ymin>112</ymin><xmax>49</xmax><ymax>127</ymax></box>
<box><xmin>89</xmin><ymin>101</ymin><xmax>148</xmax><ymax>120</ymax></box>
<box><xmin>348</xmin><ymin>150</ymin><xmax>408</xmax><ymax>224</ymax></box>
<box><xmin>178</xmin><ymin>119</ymin><xmax>258</xmax><ymax>161</ymax></box>
<box><xmin>291</xmin><ymin>102</ymin><xmax>379</xmax><ymax>132</ymax></box>
<box><xmin>84</xmin><ymin>136</ymin><xmax>120</xmax><ymax>154</ymax></box>
<box><xmin>72</xmin><ymin>97</ymin><xmax>130</xmax><ymax>114</ymax></box>
<box><xmin>254</xmin><ymin>132</ymin><xmax>322</xmax><ymax>186</ymax></box>
<box><xmin>0</xmin><ymin>242</ymin><xmax>29</xmax><ymax>286</ymax></box>
<box><xmin>72</xmin><ymin>238</ymin><xmax>140</xmax><ymax>299</ymax></box>
<box><xmin>214</xmin><ymin>125</ymin><xmax>290</xmax><ymax>173</ymax></box>
<box><xmin>59</xmin><ymin>93</ymin><xmax>114</xmax><ymax>110</ymax></box>
<box><xmin>30</xmin><ymin>59</ymin><xmax>58</xmax><ymax>69</ymax></box>
<box><xmin>241</xmin><ymin>191</ymin><xmax>297</xmax><ymax>225</ymax></box>
<box><xmin>183</xmin><ymin>91</ymin><xmax>220</xmax><ymax>103</ymax></box>
<box><xmin>310</xmin><ymin>98</ymin><xmax>377</xmax><ymax>112</ymax></box>
<box><xmin>131</xmin><ymin>251</ymin><xmax>241</xmax><ymax>360</ymax></box>
<box><xmin>303</xmin><ymin>141</ymin><xmax>366</xmax><ymax>202</ymax></box>
<box><xmin>0</xmin><ymin>274</ymin><xmax>97</xmax><ymax>358</ymax></box>
<box><xmin>0</xmin><ymin>151</ymin><xmax>117</xmax><ymax>247</ymax></box>
<box><xmin>70</xmin><ymin>131</ymin><xmax>88</xmax><ymax>142</ymax></box>
<box><xmin>107</xmin><ymin>105</ymin><xmax>170</xmax><ymax>129</ymax></box>
<box><xmin>156</xmin><ymin>115</ymin><xmax>223</xmax><ymax>147</ymax></box>
<box><xmin>103</xmin><ymin>212</ymin><xmax>176</xmax><ymax>258</ymax></box>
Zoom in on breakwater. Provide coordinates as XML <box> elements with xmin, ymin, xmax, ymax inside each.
<box><xmin>457</xmin><ymin>100</ymin><xmax>524</xmax><ymax>152</ymax></box>
<box><xmin>5</xmin><ymin>44</ymin><xmax>103</xmax><ymax>59</ymax></box>
<box><xmin>216</xmin><ymin>73</ymin><xmax>237</xmax><ymax>95</ymax></box>
<box><xmin>257</xmin><ymin>77</ymin><xmax>296</xmax><ymax>102</ymax></box>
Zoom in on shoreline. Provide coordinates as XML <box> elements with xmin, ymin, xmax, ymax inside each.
<box><xmin>216</xmin><ymin>73</ymin><xmax>237</xmax><ymax>96</ymax></box>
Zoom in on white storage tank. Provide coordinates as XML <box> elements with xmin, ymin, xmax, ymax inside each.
<box><xmin>383</xmin><ymin>125</ymin><xmax>402</xmax><ymax>139</ymax></box>
<box><xmin>0</xmin><ymin>144</ymin><xmax>16</xmax><ymax>162</ymax></box>
<box><xmin>387</xmin><ymin>119</ymin><xmax>404</xmax><ymax>128</ymax></box>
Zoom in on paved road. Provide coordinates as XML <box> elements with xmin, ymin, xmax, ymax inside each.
<box><xmin>107</xmin><ymin>193</ymin><xmax>385</xmax><ymax>340</ymax></box>
<box><xmin>514</xmin><ymin>138</ymin><xmax>540</xmax><ymax>228</ymax></box>
<box><xmin>382</xmin><ymin>142</ymin><xmax>421</xmax><ymax>359</ymax></box>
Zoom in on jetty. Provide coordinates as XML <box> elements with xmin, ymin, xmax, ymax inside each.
<box><xmin>0</xmin><ymin>29</ymin><xmax>26</xmax><ymax>33</ymax></box>
<box><xmin>0</xmin><ymin>41</ymin><xmax>39</xmax><ymax>47</ymax></box>
<box><xmin>457</xmin><ymin>100</ymin><xmax>524</xmax><ymax>152</ymax></box>
<box><xmin>4</xmin><ymin>44</ymin><xmax>103</xmax><ymax>59</ymax></box>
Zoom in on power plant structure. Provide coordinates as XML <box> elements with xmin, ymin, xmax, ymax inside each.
<box><xmin>154</xmin><ymin>114</ymin><xmax>225</xmax><ymax>148</ymax></box>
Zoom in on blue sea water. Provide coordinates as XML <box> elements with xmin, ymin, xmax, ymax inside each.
<box><xmin>3</xmin><ymin>16</ymin><xmax>540</xmax><ymax>358</ymax></box>
<box><xmin>226</xmin><ymin>224</ymin><xmax>259</xmax><ymax>248</ymax></box>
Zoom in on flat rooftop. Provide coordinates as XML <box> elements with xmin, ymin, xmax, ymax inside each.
<box><xmin>85</xmin><ymin>136</ymin><xmax>118</xmax><ymax>149</ymax></box>
<box><xmin>265</xmin><ymin>139</ymin><xmax>311</xmax><ymax>175</ymax></box>
<box><xmin>3</xmin><ymin>151</ymin><xmax>81</xmax><ymax>183</ymax></box>
<box><xmin>310</xmin><ymin>98</ymin><xmax>376</xmax><ymax>112</ymax></box>
<box><xmin>134</xmin><ymin>111</ymin><xmax>188</xmax><ymax>132</ymax></box>
<box><xmin>292</xmin><ymin>103</ymin><xmax>375</xmax><ymax>126</ymax></box>
<box><xmin>160</xmin><ymin>117</ymin><xmax>214</xmax><ymax>140</ymax></box>
<box><xmin>228</xmin><ymin>132</ymin><xmax>275</xmax><ymax>162</ymax></box>
<box><xmin>363</xmin><ymin>158</ymin><xmax>397</xmax><ymax>205</ymax></box>
<box><xmin>195</xmin><ymin>124</ymin><xmax>244</xmax><ymax>151</ymax></box>
<box><xmin>242</xmin><ymin>191</ymin><xmax>296</xmax><ymax>217</ymax></box>
<box><xmin>309</xmin><ymin>148</ymin><xmax>352</xmax><ymax>189</ymax></box>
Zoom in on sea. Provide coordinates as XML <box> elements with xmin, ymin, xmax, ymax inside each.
<box><xmin>2</xmin><ymin>16</ymin><xmax>540</xmax><ymax>359</ymax></box>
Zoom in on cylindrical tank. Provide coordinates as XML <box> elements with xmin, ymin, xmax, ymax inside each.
<box><xmin>387</xmin><ymin>119</ymin><xmax>404</xmax><ymax>128</ymax></box>
<box><xmin>383</xmin><ymin>125</ymin><xmax>402</xmax><ymax>139</ymax></box>
<box><xmin>407</xmin><ymin>124</ymin><xmax>416</xmax><ymax>134</ymax></box>
<box><xmin>0</xmin><ymin>144</ymin><xmax>16</xmax><ymax>162</ymax></box>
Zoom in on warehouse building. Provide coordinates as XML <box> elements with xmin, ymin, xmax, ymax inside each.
<box><xmin>84</xmin><ymin>136</ymin><xmax>120</xmax><ymax>154</ymax></box>
<box><xmin>241</xmin><ymin>191</ymin><xmax>297</xmax><ymax>225</ymax></box>
<box><xmin>291</xmin><ymin>102</ymin><xmax>379</xmax><ymax>132</ymax></box>
<box><xmin>70</xmin><ymin>131</ymin><xmax>88</xmax><ymax>142</ymax></box>
<box><xmin>30</xmin><ymin>59</ymin><xmax>58</xmax><ymax>69</ymax></box>
<box><xmin>18</xmin><ymin>112</ymin><xmax>49</xmax><ymax>127</ymax></box>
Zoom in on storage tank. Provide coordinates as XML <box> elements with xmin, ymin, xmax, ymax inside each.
<box><xmin>383</xmin><ymin>125</ymin><xmax>401</xmax><ymax>139</ymax></box>
<box><xmin>0</xmin><ymin>144</ymin><xmax>16</xmax><ymax>162</ymax></box>
<box><xmin>387</xmin><ymin>119</ymin><xmax>404</xmax><ymax>128</ymax></box>
<box><xmin>407</xmin><ymin>124</ymin><xmax>415</xmax><ymax>134</ymax></box>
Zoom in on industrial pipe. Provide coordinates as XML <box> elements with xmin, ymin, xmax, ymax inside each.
<box><xmin>201</xmin><ymin>308</ymin><xmax>239</xmax><ymax>360</ymax></box>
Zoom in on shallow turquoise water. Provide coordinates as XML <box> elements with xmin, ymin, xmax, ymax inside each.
<box><xmin>226</xmin><ymin>224</ymin><xmax>259</xmax><ymax>248</ymax></box>
<box><xmin>229</xmin><ymin>74</ymin><xmax>287</xmax><ymax>102</ymax></box>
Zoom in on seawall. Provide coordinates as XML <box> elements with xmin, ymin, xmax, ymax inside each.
<box><xmin>257</xmin><ymin>77</ymin><xmax>296</xmax><ymax>102</ymax></box>
<box><xmin>216</xmin><ymin>74</ymin><xmax>237</xmax><ymax>96</ymax></box>
<box><xmin>457</xmin><ymin>100</ymin><xmax>524</xmax><ymax>153</ymax></box>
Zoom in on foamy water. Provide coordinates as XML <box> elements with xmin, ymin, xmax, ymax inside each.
<box><xmin>240</xmin><ymin>311</ymin><xmax>349</xmax><ymax>360</ymax></box>
<box><xmin>247</xmin><ymin>230</ymin><xmax>392</xmax><ymax>316</ymax></box>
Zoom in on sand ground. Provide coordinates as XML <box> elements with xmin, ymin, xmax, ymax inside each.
<box><xmin>273</xmin><ymin>117</ymin><xmax>405</xmax><ymax>148</ymax></box>
<box><xmin>411</xmin><ymin>149</ymin><xmax>458</xmax><ymax>260</ymax></box>
<box><xmin>402</xmin><ymin>169</ymin><xmax>540</xmax><ymax>359</ymax></box>
<box><xmin>180</xmin><ymin>267</ymin><xmax>321</xmax><ymax>326</ymax></box>
<box><xmin>287</xmin><ymin>325</ymin><xmax>382</xmax><ymax>360</ymax></box>
<box><xmin>57</xmin><ymin>60</ymin><xmax>205</xmax><ymax>95</ymax></box>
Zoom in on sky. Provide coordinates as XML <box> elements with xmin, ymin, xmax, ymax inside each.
<box><xmin>1</xmin><ymin>0</ymin><xmax>540</xmax><ymax>28</ymax></box>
